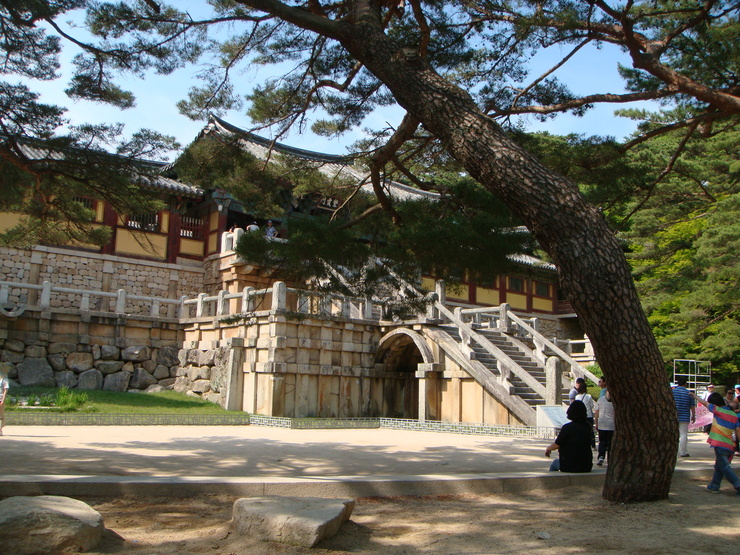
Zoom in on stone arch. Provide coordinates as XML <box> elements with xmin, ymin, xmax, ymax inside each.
<box><xmin>375</xmin><ymin>328</ymin><xmax>434</xmax><ymax>372</ymax></box>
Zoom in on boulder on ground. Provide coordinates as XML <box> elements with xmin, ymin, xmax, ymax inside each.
<box><xmin>55</xmin><ymin>370</ymin><xmax>78</xmax><ymax>389</ymax></box>
<box><xmin>77</xmin><ymin>369</ymin><xmax>103</xmax><ymax>390</ymax></box>
<box><xmin>230</xmin><ymin>496</ymin><xmax>355</xmax><ymax>548</ymax></box>
<box><xmin>130</xmin><ymin>367</ymin><xmax>157</xmax><ymax>390</ymax></box>
<box><xmin>144</xmin><ymin>384</ymin><xmax>166</xmax><ymax>393</ymax></box>
<box><xmin>173</xmin><ymin>376</ymin><xmax>190</xmax><ymax>393</ymax></box>
<box><xmin>47</xmin><ymin>353</ymin><xmax>67</xmax><ymax>371</ymax></box>
<box><xmin>103</xmin><ymin>371</ymin><xmax>132</xmax><ymax>392</ymax></box>
<box><xmin>152</xmin><ymin>364</ymin><xmax>170</xmax><ymax>380</ymax></box>
<box><xmin>157</xmin><ymin>378</ymin><xmax>176</xmax><ymax>389</ymax></box>
<box><xmin>0</xmin><ymin>495</ymin><xmax>105</xmax><ymax>554</ymax></box>
<box><xmin>16</xmin><ymin>358</ymin><xmax>55</xmax><ymax>387</ymax></box>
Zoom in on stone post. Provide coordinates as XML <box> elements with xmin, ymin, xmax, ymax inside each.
<box><xmin>224</xmin><ymin>338</ymin><xmax>244</xmax><ymax>411</ymax></box>
<box><xmin>115</xmin><ymin>289</ymin><xmax>127</xmax><ymax>314</ymax></box>
<box><xmin>241</xmin><ymin>287</ymin><xmax>254</xmax><ymax>313</ymax></box>
<box><xmin>435</xmin><ymin>280</ymin><xmax>446</xmax><ymax>305</ymax></box>
<box><xmin>545</xmin><ymin>356</ymin><xmax>563</xmax><ymax>406</ymax></box>
<box><xmin>40</xmin><ymin>281</ymin><xmax>52</xmax><ymax>309</ymax></box>
<box><xmin>196</xmin><ymin>292</ymin><xmax>207</xmax><ymax>318</ymax></box>
<box><xmin>271</xmin><ymin>281</ymin><xmax>287</xmax><ymax>312</ymax></box>
<box><xmin>340</xmin><ymin>298</ymin><xmax>350</xmax><ymax>319</ymax></box>
<box><xmin>178</xmin><ymin>295</ymin><xmax>188</xmax><ymax>318</ymax></box>
<box><xmin>217</xmin><ymin>290</ymin><xmax>228</xmax><ymax>316</ymax></box>
<box><xmin>498</xmin><ymin>302</ymin><xmax>511</xmax><ymax>333</ymax></box>
<box><xmin>363</xmin><ymin>297</ymin><xmax>374</xmax><ymax>319</ymax></box>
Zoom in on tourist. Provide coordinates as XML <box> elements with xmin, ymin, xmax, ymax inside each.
<box><xmin>690</xmin><ymin>391</ymin><xmax>740</xmax><ymax>495</ymax></box>
<box><xmin>246</xmin><ymin>221</ymin><xmax>259</xmax><ymax>232</ymax></box>
<box><xmin>594</xmin><ymin>390</ymin><xmax>615</xmax><ymax>466</ymax></box>
<box><xmin>0</xmin><ymin>368</ymin><xmax>9</xmax><ymax>436</ymax></box>
<box><xmin>724</xmin><ymin>388</ymin><xmax>739</xmax><ymax>412</ymax></box>
<box><xmin>575</xmin><ymin>382</ymin><xmax>596</xmax><ymax>448</ymax></box>
<box><xmin>568</xmin><ymin>377</ymin><xmax>585</xmax><ymax>405</ymax></box>
<box><xmin>672</xmin><ymin>377</ymin><xmax>695</xmax><ymax>457</ymax></box>
<box><xmin>265</xmin><ymin>220</ymin><xmax>278</xmax><ymax>238</ymax></box>
<box><xmin>702</xmin><ymin>384</ymin><xmax>716</xmax><ymax>400</ymax></box>
<box><xmin>545</xmin><ymin>400</ymin><xmax>593</xmax><ymax>473</ymax></box>
<box><xmin>598</xmin><ymin>377</ymin><xmax>607</xmax><ymax>398</ymax></box>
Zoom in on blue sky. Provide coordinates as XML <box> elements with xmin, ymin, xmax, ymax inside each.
<box><xmin>27</xmin><ymin>4</ymin><xmax>655</xmax><ymax>161</ymax></box>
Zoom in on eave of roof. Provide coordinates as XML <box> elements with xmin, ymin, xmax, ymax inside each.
<box><xmin>204</xmin><ymin>116</ymin><xmax>440</xmax><ymax>202</ymax></box>
<box><xmin>1</xmin><ymin>135</ymin><xmax>203</xmax><ymax>199</ymax></box>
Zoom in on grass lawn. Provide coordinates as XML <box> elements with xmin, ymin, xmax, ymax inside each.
<box><xmin>6</xmin><ymin>386</ymin><xmax>242</xmax><ymax>414</ymax></box>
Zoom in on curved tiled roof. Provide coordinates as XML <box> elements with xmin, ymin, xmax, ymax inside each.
<box><xmin>1</xmin><ymin>135</ymin><xmax>203</xmax><ymax>199</ymax></box>
<box><xmin>204</xmin><ymin>116</ymin><xmax>440</xmax><ymax>202</ymax></box>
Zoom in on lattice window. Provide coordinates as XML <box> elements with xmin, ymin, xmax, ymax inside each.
<box><xmin>126</xmin><ymin>213</ymin><xmax>159</xmax><ymax>232</ymax></box>
<box><xmin>180</xmin><ymin>216</ymin><xmax>205</xmax><ymax>239</ymax></box>
<box><xmin>508</xmin><ymin>276</ymin><xmax>525</xmax><ymax>293</ymax></box>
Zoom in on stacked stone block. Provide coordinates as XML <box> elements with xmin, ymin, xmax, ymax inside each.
<box><xmin>0</xmin><ymin>340</ymin><xmax>186</xmax><ymax>396</ymax></box>
<box><xmin>172</xmin><ymin>346</ymin><xmax>230</xmax><ymax>406</ymax></box>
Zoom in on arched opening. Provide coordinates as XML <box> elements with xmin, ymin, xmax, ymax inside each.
<box><xmin>371</xmin><ymin>329</ymin><xmax>433</xmax><ymax>419</ymax></box>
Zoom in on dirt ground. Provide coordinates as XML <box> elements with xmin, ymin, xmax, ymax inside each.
<box><xmin>82</xmin><ymin>475</ymin><xmax>739</xmax><ymax>555</ymax></box>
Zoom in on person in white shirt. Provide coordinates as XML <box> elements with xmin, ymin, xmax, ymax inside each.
<box><xmin>594</xmin><ymin>391</ymin><xmax>615</xmax><ymax>466</ymax></box>
<box><xmin>575</xmin><ymin>382</ymin><xmax>596</xmax><ymax>449</ymax></box>
<box><xmin>0</xmin><ymin>370</ymin><xmax>9</xmax><ymax>436</ymax></box>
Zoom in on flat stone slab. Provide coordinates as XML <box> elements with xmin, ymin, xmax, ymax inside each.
<box><xmin>231</xmin><ymin>496</ymin><xmax>355</xmax><ymax>548</ymax></box>
<box><xmin>0</xmin><ymin>495</ymin><xmax>105</xmax><ymax>554</ymax></box>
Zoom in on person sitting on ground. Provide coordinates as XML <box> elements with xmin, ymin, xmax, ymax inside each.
<box><xmin>545</xmin><ymin>400</ymin><xmax>593</xmax><ymax>473</ymax></box>
<box><xmin>690</xmin><ymin>391</ymin><xmax>740</xmax><ymax>495</ymax></box>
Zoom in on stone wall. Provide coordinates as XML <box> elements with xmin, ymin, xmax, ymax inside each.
<box><xmin>0</xmin><ymin>309</ymin><xmax>189</xmax><ymax>398</ymax></box>
<box><xmin>178</xmin><ymin>312</ymin><xmax>422</xmax><ymax>418</ymax></box>
<box><xmin>0</xmin><ymin>246</ymin><xmax>205</xmax><ymax>314</ymax></box>
<box><xmin>172</xmin><ymin>344</ymin><xmax>232</xmax><ymax>406</ymax></box>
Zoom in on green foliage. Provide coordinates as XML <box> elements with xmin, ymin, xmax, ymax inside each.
<box><xmin>620</xmin><ymin>127</ymin><xmax>740</xmax><ymax>385</ymax></box>
<box><xmin>55</xmin><ymin>386</ymin><xmax>89</xmax><ymax>411</ymax></box>
<box><xmin>234</xmin><ymin>172</ymin><xmax>532</xmax><ymax>301</ymax></box>
<box><xmin>0</xmin><ymin>2</ymin><xmax>180</xmax><ymax>247</ymax></box>
<box><xmin>7</xmin><ymin>386</ymin><xmax>238</xmax><ymax>414</ymax></box>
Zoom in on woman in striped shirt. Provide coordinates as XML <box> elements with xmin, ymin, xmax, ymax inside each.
<box><xmin>692</xmin><ymin>391</ymin><xmax>740</xmax><ymax>495</ymax></box>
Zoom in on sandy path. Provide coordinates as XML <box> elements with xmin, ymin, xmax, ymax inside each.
<box><xmin>84</xmin><ymin>474</ymin><xmax>739</xmax><ymax>554</ymax></box>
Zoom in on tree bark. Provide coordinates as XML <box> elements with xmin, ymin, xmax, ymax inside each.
<box><xmin>230</xmin><ymin>0</ymin><xmax>678</xmax><ymax>501</ymax></box>
<box><xmin>336</xmin><ymin>25</ymin><xmax>678</xmax><ymax>502</ymax></box>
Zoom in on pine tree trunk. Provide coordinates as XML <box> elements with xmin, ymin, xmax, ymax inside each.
<box><xmin>342</xmin><ymin>31</ymin><xmax>678</xmax><ymax>502</ymax></box>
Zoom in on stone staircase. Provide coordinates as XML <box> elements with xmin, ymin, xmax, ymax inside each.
<box><xmin>439</xmin><ymin>324</ymin><xmax>569</xmax><ymax>408</ymax></box>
